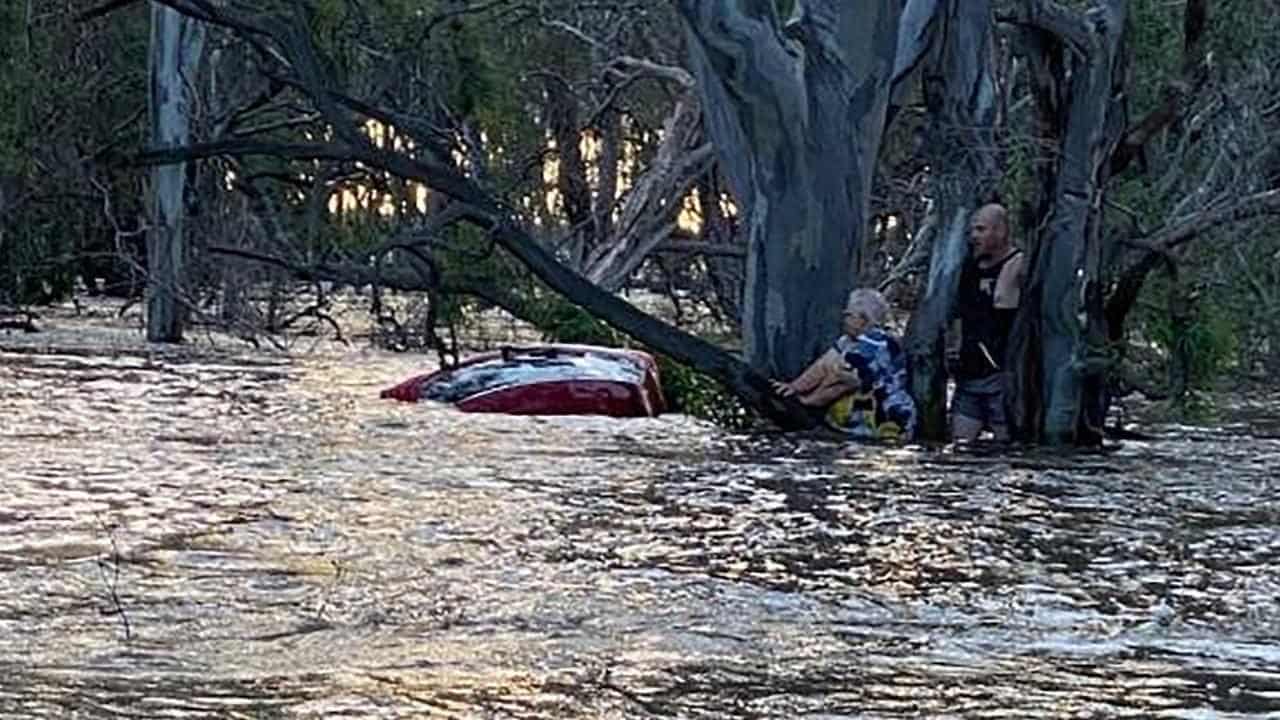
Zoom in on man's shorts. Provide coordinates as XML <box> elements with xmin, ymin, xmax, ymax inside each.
<box><xmin>952</xmin><ymin>374</ymin><xmax>1007</xmax><ymax>429</ymax></box>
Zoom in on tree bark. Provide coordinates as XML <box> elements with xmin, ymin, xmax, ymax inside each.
<box><xmin>593</xmin><ymin>108</ymin><xmax>621</xmax><ymax>245</ymax></box>
<box><xmin>901</xmin><ymin>0</ymin><xmax>1002</xmax><ymax>441</ymax></box>
<box><xmin>545</xmin><ymin>74</ymin><xmax>592</xmax><ymax>266</ymax></box>
<box><xmin>1006</xmin><ymin>25</ymin><xmax>1063</xmax><ymax>442</ymax></box>
<box><xmin>582</xmin><ymin>91</ymin><xmax>712</xmax><ymax>291</ymax></box>
<box><xmin>674</xmin><ymin>0</ymin><xmax>902</xmax><ymax>378</ymax></box>
<box><xmin>699</xmin><ymin>168</ymin><xmax>745</xmax><ymax>330</ymax></box>
<box><xmin>146</xmin><ymin>2</ymin><xmax>206</xmax><ymax>342</ymax></box>
<box><xmin>1011</xmin><ymin>0</ymin><xmax>1130</xmax><ymax>445</ymax></box>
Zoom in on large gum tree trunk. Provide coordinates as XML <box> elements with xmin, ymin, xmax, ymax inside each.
<box><xmin>1009</xmin><ymin>0</ymin><xmax>1130</xmax><ymax>445</ymax></box>
<box><xmin>674</xmin><ymin>1</ymin><xmax>902</xmax><ymax>378</ymax></box>
<box><xmin>146</xmin><ymin>3</ymin><xmax>205</xmax><ymax>342</ymax></box>
<box><xmin>899</xmin><ymin>0</ymin><xmax>1001</xmax><ymax>441</ymax></box>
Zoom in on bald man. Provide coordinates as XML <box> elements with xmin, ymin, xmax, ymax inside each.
<box><xmin>947</xmin><ymin>203</ymin><xmax>1025</xmax><ymax>442</ymax></box>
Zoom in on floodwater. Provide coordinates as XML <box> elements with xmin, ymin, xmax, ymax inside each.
<box><xmin>2</xmin><ymin>315</ymin><xmax>1279</xmax><ymax>719</ymax></box>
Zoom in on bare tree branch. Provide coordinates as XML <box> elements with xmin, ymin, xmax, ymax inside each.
<box><xmin>1138</xmin><ymin>188</ymin><xmax>1280</xmax><ymax>252</ymax></box>
<box><xmin>1109</xmin><ymin>0</ymin><xmax>1212</xmax><ymax>176</ymax></box>
<box><xmin>1000</xmin><ymin>0</ymin><xmax>1092</xmax><ymax>54</ymax></box>
<box><xmin>78</xmin><ymin>0</ymin><xmax>143</xmax><ymax>23</ymax></box>
<box><xmin>610</xmin><ymin>56</ymin><xmax>695</xmax><ymax>89</ymax></box>
<box><xmin>134</xmin><ymin>139</ymin><xmax>358</xmax><ymax>165</ymax></box>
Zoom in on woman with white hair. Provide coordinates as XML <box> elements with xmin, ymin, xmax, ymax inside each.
<box><xmin>771</xmin><ymin>288</ymin><xmax>918</xmax><ymax>441</ymax></box>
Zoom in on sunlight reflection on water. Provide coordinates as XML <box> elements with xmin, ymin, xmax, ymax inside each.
<box><xmin>1</xmin><ymin>323</ymin><xmax>1279</xmax><ymax>718</ymax></box>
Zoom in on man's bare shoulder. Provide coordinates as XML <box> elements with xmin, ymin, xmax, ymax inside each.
<box><xmin>1003</xmin><ymin>251</ymin><xmax>1027</xmax><ymax>281</ymax></box>
<box><xmin>994</xmin><ymin>251</ymin><xmax>1026</xmax><ymax>308</ymax></box>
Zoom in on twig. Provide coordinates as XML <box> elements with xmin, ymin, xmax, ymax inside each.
<box><xmin>878</xmin><ymin>201</ymin><xmax>938</xmax><ymax>292</ymax></box>
<box><xmin>95</xmin><ymin>515</ymin><xmax>133</xmax><ymax>642</ymax></box>
<box><xmin>277</xmin><ymin>302</ymin><xmax>349</xmax><ymax>345</ymax></box>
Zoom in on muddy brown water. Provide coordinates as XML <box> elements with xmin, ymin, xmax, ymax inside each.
<box><xmin>1</xmin><ymin>319</ymin><xmax>1279</xmax><ymax>718</ymax></box>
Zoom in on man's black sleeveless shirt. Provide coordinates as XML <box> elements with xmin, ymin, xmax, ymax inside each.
<box><xmin>955</xmin><ymin>250</ymin><xmax>1021</xmax><ymax>381</ymax></box>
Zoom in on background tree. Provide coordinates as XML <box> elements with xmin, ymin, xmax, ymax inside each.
<box><xmin>1</xmin><ymin>3</ymin><xmax>149</xmax><ymax>307</ymax></box>
<box><xmin>1101</xmin><ymin>0</ymin><xmax>1280</xmax><ymax>408</ymax></box>
<box><xmin>145</xmin><ymin>3</ymin><xmax>207</xmax><ymax>341</ymax></box>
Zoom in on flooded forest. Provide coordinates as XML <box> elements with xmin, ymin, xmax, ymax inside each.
<box><xmin>2</xmin><ymin>1</ymin><xmax>1279</xmax><ymax>718</ymax></box>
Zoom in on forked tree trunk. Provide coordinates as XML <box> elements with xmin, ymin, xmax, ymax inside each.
<box><xmin>1008</xmin><ymin>0</ymin><xmax>1130</xmax><ymax>445</ymax></box>
<box><xmin>675</xmin><ymin>1</ymin><xmax>903</xmax><ymax>378</ymax></box>
<box><xmin>899</xmin><ymin>0</ymin><xmax>1001</xmax><ymax>441</ymax></box>
<box><xmin>146</xmin><ymin>3</ymin><xmax>205</xmax><ymax>342</ymax></box>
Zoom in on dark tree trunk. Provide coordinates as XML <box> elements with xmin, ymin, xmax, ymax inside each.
<box><xmin>593</xmin><ymin>108</ymin><xmax>621</xmax><ymax>245</ymax></box>
<box><xmin>1006</xmin><ymin>26</ymin><xmax>1065</xmax><ymax>443</ymax></box>
<box><xmin>1008</xmin><ymin>0</ymin><xmax>1130</xmax><ymax>445</ymax></box>
<box><xmin>0</xmin><ymin>174</ymin><xmax>19</xmax><ymax>296</ymax></box>
<box><xmin>699</xmin><ymin>169</ymin><xmax>744</xmax><ymax>330</ymax></box>
<box><xmin>900</xmin><ymin>0</ymin><xmax>1002</xmax><ymax>441</ymax></box>
<box><xmin>674</xmin><ymin>1</ymin><xmax>902</xmax><ymax>379</ymax></box>
<box><xmin>1167</xmin><ymin>269</ymin><xmax>1195</xmax><ymax>407</ymax></box>
<box><xmin>546</xmin><ymin>74</ymin><xmax>592</xmax><ymax>267</ymax></box>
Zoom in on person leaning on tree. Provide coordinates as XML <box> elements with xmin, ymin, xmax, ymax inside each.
<box><xmin>947</xmin><ymin>203</ymin><xmax>1026</xmax><ymax>442</ymax></box>
<box><xmin>771</xmin><ymin>288</ymin><xmax>917</xmax><ymax>441</ymax></box>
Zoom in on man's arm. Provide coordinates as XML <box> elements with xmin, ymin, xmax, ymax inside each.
<box><xmin>994</xmin><ymin>252</ymin><xmax>1026</xmax><ymax>309</ymax></box>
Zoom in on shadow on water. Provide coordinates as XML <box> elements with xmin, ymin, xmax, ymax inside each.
<box><xmin>1</xmin><ymin>328</ymin><xmax>1279</xmax><ymax>718</ymax></box>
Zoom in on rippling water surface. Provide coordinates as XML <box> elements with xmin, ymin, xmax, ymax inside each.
<box><xmin>2</xmin><ymin>319</ymin><xmax>1279</xmax><ymax>719</ymax></box>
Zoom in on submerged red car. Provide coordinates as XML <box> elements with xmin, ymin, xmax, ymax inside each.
<box><xmin>380</xmin><ymin>344</ymin><xmax>665</xmax><ymax>417</ymax></box>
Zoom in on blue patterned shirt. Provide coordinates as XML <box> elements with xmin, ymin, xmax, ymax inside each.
<box><xmin>824</xmin><ymin>328</ymin><xmax>918</xmax><ymax>441</ymax></box>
